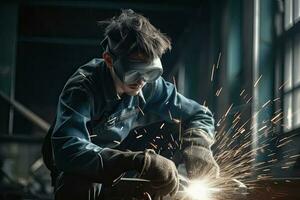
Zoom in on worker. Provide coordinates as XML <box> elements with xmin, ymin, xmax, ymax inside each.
<box><xmin>42</xmin><ymin>9</ymin><xmax>219</xmax><ymax>200</ymax></box>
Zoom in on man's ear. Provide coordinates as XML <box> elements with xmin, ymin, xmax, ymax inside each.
<box><xmin>102</xmin><ymin>52</ymin><xmax>113</xmax><ymax>68</ymax></box>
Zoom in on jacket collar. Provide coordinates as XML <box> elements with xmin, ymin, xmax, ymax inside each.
<box><xmin>101</xmin><ymin>61</ymin><xmax>121</xmax><ymax>103</ymax></box>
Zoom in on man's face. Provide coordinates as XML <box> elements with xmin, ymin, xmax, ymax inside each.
<box><xmin>104</xmin><ymin>52</ymin><xmax>147</xmax><ymax>96</ymax></box>
<box><xmin>119</xmin><ymin>77</ymin><xmax>146</xmax><ymax>96</ymax></box>
<box><xmin>121</xmin><ymin>52</ymin><xmax>147</xmax><ymax>95</ymax></box>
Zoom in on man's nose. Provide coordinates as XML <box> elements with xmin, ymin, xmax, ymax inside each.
<box><xmin>136</xmin><ymin>78</ymin><xmax>145</xmax><ymax>85</ymax></box>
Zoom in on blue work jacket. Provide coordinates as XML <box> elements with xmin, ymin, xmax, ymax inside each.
<box><xmin>51</xmin><ymin>58</ymin><xmax>215</xmax><ymax>179</ymax></box>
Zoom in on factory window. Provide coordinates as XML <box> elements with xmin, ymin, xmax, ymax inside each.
<box><xmin>283</xmin><ymin>0</ymin><xmax>300</xmax><ymax>132</ymax></box>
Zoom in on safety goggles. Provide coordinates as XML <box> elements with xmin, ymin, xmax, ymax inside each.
<box><xmin>101</xmin><ymin>35</ymin><xmax>163</xmax><ymax>84</ymax></box>
<box><xmin>113</xmin><ymin>56</ymin><xmax>163</xmax><ymax>84</ymax></box>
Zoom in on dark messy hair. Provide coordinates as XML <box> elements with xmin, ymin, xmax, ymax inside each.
<box><xmin>98</xmin><ymin>9</ymin><xmax>171</xmax><ymax>60</ymax></box>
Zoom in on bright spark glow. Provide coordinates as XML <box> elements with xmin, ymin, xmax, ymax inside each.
<box><xmin>184</xmin><ymin>180</ymin><xmax>221</xmax><ymax>200</ymax></box>
<box><xmin>253</xmin><ymin>74</ymin><xmax>262</xmax><ymax>87</ymax></box>
<box><xmin>216</xmin><ymin>52</ymin><xmax>222</xmax><ymax>69</ymax></box>
<box><xmin>210</xmin><ymin>64</ymin><xmax>215</xmax><ymax>82</ymax></box>
<box><xmin>138</xmin><ymin>106</ymin><xmax>145</xmax><ymax>116</ymax></box>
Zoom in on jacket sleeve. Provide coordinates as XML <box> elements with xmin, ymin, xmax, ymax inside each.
<box><xmin>52</xmin><ymin>84</ymin><xmax>144</xmax><ymax>183</ymax></box>
<box><xmin>143</xmin><ymin>77</ymin><xmax>215</xmax><ymax>149</ymax></box>
<box><xmin>51</xmin><ymin>84</ymin><xmax>104</xmax><ymax>179</ymax></box>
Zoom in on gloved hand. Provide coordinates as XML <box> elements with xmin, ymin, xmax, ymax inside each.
<box><xmin>139</xmin><ymin>149</ymin><xmax>179</xmax><ymax>198</ymax></box>
<box><xmin>98</xmin><ymin>148</ymin><xmax>144</xmax><ymax>184</ymax></box>
<box><xmin>183</xmin><ymin>146</ymin><xmax>220</xmax><ymax>179</ymax></box>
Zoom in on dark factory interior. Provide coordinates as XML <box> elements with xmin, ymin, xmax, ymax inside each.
<box><xmin>0</xmin><ymin>0</ymin><xmax>300</xmax><ymax>199</ymax></box>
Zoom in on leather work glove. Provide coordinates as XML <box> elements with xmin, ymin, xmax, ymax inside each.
<box><xmin>182</xmin><ymin>128</ymin><xmax>219</xmax><ymax>179</ymax></box>
<box><xmin>139</xmin><ymin>149</ymin><xmax>179</xmax><ymax>198</ymax></box>
<box><xmin>98</xmin><ymin>148</ymin><xmax>144</xmax><ymax>185</ymax></box>
<box><xmin>183</xmin><ymin>146</ymin><xmax>220</xmax><ymax>179</ymax></box>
